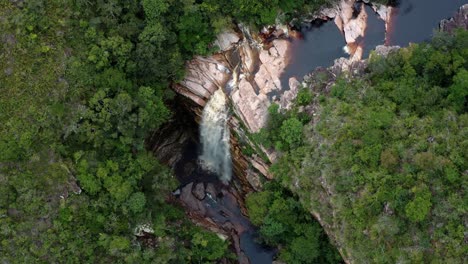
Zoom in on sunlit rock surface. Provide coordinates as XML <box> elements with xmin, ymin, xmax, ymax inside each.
<box><xmin>372</xmin><ymin>3</ymin><xmax>393</xmax><ymax>39</ymax></box>
<box><xmin>172</xmin><ymin>55</ymin><xmax>231</xmax><ymax>107</ymax></box>
<box><xmin>170</xmin><ymin>0</ymin><xmax>412</xmax><ymax>191</ymax></box>
<box><xmin>214</xmin><ymin>30</ymin><xmax>241</xmax><ymax>51</ymax></box>
<box><xmin>344</xmin><ymin>3</ymin><xmax>368</xmax><ymax>43</ymax></box>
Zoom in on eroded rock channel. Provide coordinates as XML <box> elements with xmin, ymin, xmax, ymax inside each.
<box><xmin>149</xmin><ymin>1</ymin><xmax>467</xmax><ymax>263</ymax></box>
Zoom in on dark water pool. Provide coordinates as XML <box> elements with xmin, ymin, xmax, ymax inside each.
<box><xmin>282</xmin><ymin>0</ymin><xmax>464</xmax><ymax>89</ymax></box>
<box><xmin>361</xmin><ymin>5</ymin><xmax>386</xmax><ymax>58</ymax></box>
<box><xmin>240</xmin><ymin>231</ymin><xmax>276</xmax><ymax>264</ymax></box>
<box><xmin>280</xmin><ymin>20</ymin><xmax>346</xmax><ymax>89</ymax></box>
<box><xmin>387</xmin><ymin>0</ymin><xmax>466</xmax><ymax>46</ymax></box>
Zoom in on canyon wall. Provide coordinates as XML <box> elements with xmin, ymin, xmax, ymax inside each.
<box><xmin>170</xmin><ymin>0</ymin><xmax>393</xmax><ymax>193</ymax></box>
<box><xmin>162</xmin><ymin>0</ymin><xmax>465</xmax><ymax>262</ymax></box>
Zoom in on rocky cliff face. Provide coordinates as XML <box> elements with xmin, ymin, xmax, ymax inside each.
<box><xmin>170</xmin><ymin>25</ymin><xmax>294</xmax><ymax>194</ymax></box>
<box><xmin>165</xmin><ymin>0</ymin><xmax>407</xmax><ymax>262</ymax></box>
<box><xmin>172</xmin><ymin>55</ymin><xmax>232</xmax><ymax>107</ymax></box>
<box><xmin>232</xmin><ymin>39</ymin><xmax>290</xmax><ymax>133</ymax></box>
<box><xmin>439</xmin><ymin>4</ymin><xmax>468</xmax><ymax>33</ymax></box>
<box><xmin>173</xmin><ymin>0</ymin><xmax>392</xmax><ymax>108</ymax></box>
<box><xmin>168</xmin><ymin>0</ymin><xmax>398</xmax><ymax>201</ymax></box>
<box><xmin>149</xmin><ymin>2</ymin><xmax>467</xmax><ymax>263</ymax></box>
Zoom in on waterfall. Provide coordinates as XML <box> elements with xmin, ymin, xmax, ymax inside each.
<box><xmin>199</xmin><ymin>89</ymin><xmax>232</xmax><ymax>183</ymax></box>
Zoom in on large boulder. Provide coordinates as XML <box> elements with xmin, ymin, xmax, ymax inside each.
<box><xmin>180</xmin><ymin>183</ymin><xmax>207</xmax><ymax>216</ymax></box>
<box><xmin>334</xmin><ymin>0</ymin><xmax>355</xmax><ymax>33</ymax></box>
<box><xmin>373</xmin><ymin>4</ymin><xmax>392</xmax><ymax>25</ymax></box>
<box><xmin>372</xmin><ymin>3</ymin><xmax>394</xmax><ymax>44</ymax></box>
<box><xmin>192</xmin><ymin>182</ymin><xmax>206</xmax><ymax>200</ymax></box>
<box><xmin>214</xmin><ymin>31</ymin><xmax>241</xmax><ymax>51</ymax></box>
<box><xmin>331</xmin><ymin>0</ymin><xmax>368</xmax><ymax>59</ymax></box>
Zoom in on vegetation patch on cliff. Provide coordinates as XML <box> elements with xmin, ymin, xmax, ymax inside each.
<box><xmin>260</xmin><ymin>30</ymin><xmax>467</xmax><ymax>263</ymax></box>
<box><xmin>246</xmin><ymin>182</ymin><xmax>343</xmax><ymax>263</ymax></box>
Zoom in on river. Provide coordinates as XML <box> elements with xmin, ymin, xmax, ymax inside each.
<box><xmin>281</xmin><ymin>0</ymin><xmax>465</xmax><ymax>87</ymax></box>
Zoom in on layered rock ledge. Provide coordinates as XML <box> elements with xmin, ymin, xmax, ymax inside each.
<box><xmin>170</xmin><ymin>0</ymin><xmax>397</xmax><ymax>193</ymax></box>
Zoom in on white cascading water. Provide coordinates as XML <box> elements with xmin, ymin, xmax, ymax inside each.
<box><xmin>199</xmin><ymin>88</ymin><xmax>232</xmax><ymax>183</ymax></box>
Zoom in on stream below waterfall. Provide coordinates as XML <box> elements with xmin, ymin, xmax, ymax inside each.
<box><xmin>174</xmin><ymin>89</ymin><xmax>275</xmax><ymax>263</ymax></box>
<box><xmin>173</xmin><ymin>1</ymin><xmax>465</xmax><ymax>263</ymax></box>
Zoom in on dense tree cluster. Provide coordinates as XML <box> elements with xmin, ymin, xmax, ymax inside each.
<box><xmin>261</xmin><ymin>30</ymin><xmax>467</xmax><ymax>263</ymax></box>
<box><xmin>2</xmin><ymin>0</ymin><xmax>451</xmax><ymax>262</ymax></box>
<box><xmin>246</xmin><ymin>182</ymin><xmax>343</xmax><ymax>264</ymax></box>
<box><xmin>253</xmin><ymin>98</ymin><xmax>311</xmax><ymax>152</ymax></box>
<box><xmin>0</xmin><ymin>0</ymin><xmax>231</xmax><ymax>262</ymax></box>
<box><xmin>1</xmin><ymin>0</ymin><xmax>344</xmax><ymax>262</ymax></box>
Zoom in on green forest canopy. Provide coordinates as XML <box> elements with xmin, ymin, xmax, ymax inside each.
<box><xmin>0</xmin><ymin>0</ymin><xmax>344</xmax><ymax>262</ymax></box>
<box><xmin>1</xmin><ymin>0</ymin><xmax>465</xmax><ymax>263</ymax></box>
<box><xmin>262</xmin><ymin>30</ymin><xmax>467</xmax><ymax>263</ymax></box>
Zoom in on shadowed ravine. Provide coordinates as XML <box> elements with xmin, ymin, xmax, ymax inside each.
<box><xmin>174</xmin><ymin>89</ymin><xmax>275</xmax><ymax>263</ymax></box>
<box><xmin>173</xmin><ymin>1</ymin><xmax>466</xmax><ymax>263</ymax></box>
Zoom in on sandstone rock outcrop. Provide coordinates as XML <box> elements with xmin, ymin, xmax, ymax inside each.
<box><xmin>317</xmin><ymin>0</ymin><xmax>368</xmax><ymax>45</ymax></box>
<box><xmin>173</xmin><ymin>55</ymin><xmax>232</xmax><ymax>107</ymax></box>
<box><xmin>333</xmin><ymin>0</ymin><xmax>355</xmax><ymax>33</ymax></box>
<box><xmin>280</xmin><ymin>77</ymin><xmax>301</xmax><ymax>110</ymax></box>
<box><xmin>174</xmin><ymin>32</ymin><xmax>292</xmax><ymax>139</ymax></box>
<box><xmin>249</xmin><ymin>156</ymin><xmax>272</xmax><ymax>180</ymax></box>
<box><xmin>214</xmin><ymin>30</ymin><xmax>241</xmax><ymax>51</ymax></box>
<box><xmin>232</xmin><ymin>39</ymin><xmax>290</xmax><ymax>133</ymax></box>
<box><xmin>254</xmin><ymin>40</ymin><xmax>288</xmax><ymax>94</ymax></box>
<box><xmin>373</xmin><ymin>4</ymin><xmax>393</xmax><ymax>30</ymax></box>
<box><xmin>231</xmin><ymin>78</ymin><xmax>270</xmax><ymax>133</ymax></box>
<box><xmin>439</xmin><ymin>4</ymin><xmax>468</xmax><ymax>33</ymax></box>
<box><xmin>371</xmin><ymin>3</ymin><xmax>393</xmax><ymax>44</ymax></box>
<box><xmin>315</xmin><ymin>0</ymin><xmax>370</xmax><ymax>59</ymax></box>
<box><xmin>344</xmin><ymin>3</ymin><xmax>368</xmax><ymax>43</ymax></box>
